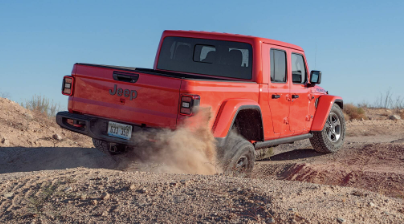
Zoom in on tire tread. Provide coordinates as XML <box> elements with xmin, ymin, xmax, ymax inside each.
<box><xmin>310</xmin><ymin>104</ymin><xmax>345</xmax><ymax>153</ymax></box>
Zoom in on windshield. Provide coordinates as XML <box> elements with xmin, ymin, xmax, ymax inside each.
<box><xmin>157</xmin><ymin>36</ymin><xmax>253</xmax><ymax>80</ymax></box>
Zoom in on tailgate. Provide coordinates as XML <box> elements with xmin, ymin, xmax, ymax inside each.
<box><xmin>69</xmin><ymin>64</ymin><xmax>181</xmax><ymax>129</ymax></box>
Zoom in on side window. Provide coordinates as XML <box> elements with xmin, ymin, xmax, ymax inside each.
<box><xmin>270</xmin><ymin>49</ymin><xmax>287</xmax><ymax>83</ymax></box>
<box><xmin>291</xmin><ymin>53</ymin><xmax>307</xmax><ymax>84</ymax></box>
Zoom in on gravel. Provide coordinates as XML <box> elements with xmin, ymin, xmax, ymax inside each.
<box><xmin>0</xmin><ymin>168</ymin><xmax>403</xmax><ymax>223</ymax></box>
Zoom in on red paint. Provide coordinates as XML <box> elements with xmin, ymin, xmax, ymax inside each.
<box><xmin>311</xmin><ymin>95</ymin><xmax>343</xmax><ymax>131</ymax></box>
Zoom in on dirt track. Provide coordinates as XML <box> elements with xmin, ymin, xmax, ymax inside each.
<box><xmin>1</xmin><ymin>97</ymin><xmax>404</xmax><ymax>223</ymax></box>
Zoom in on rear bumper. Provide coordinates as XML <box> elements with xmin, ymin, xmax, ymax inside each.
<box><xmin>56</xmin><ymin>111</ymin><xmax>154</xmax><ymax>146</ymax></box>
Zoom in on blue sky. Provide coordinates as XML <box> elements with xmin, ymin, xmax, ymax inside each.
<box><xmin>1</xmin><ymin>0</ymin><xmax>403</xmax><ymax>109</ymax></box>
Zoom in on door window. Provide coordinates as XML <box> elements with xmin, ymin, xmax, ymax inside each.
<box><xmin>291</xmin><ymin>53</ymin><xmax>307</xmax><ymax>84</ymax></box>
<box><xmin>270</xmin><ymin>49</ymin><xmax>287</xmax><ymax>83</ymax></box>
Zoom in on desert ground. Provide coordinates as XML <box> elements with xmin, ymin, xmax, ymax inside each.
<box><xmin>1</xmin><ymin>97</ymin><xmax>404</xmax><ymax>223</ymax></box>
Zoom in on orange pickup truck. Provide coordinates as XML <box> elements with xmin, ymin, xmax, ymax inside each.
<box><xmin>56</xmin><ymin>30</ymin><xmax>345</xmax><ymax>175</ymax></box>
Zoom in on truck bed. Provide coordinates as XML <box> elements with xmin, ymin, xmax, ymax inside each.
<box><xmin>76</xmin><ymin>63</ymin><xmax>252</xmax><ymax>82</ymax></box>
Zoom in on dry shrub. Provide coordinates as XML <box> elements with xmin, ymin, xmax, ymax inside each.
<box><xmin>400</xmin><ymin>110</ymin><xmax>404</xmax><ymax>119</ymax></box>
<box><xmin>22</xmin><ymin>95</ymin><xmax>61</xmax><ymax>117</ymax></box>
<box><xmin>30</xmin><ymin>110</ymin><xmax>59</xmax><ymax>129</ymax></box>
<box><xmin>343</xmin><ymin>104</ymin><xmax>367</xmax><ymax>120</ymax></box>
<box><xmin>0</xmin><ymin>92</ymin><xmax>10</xmax><ymax>99</ymax></box>
<box><xmin>343</xmin><ymin>112</ymin><xmax>351</xmax><ymax>121</ymax></box>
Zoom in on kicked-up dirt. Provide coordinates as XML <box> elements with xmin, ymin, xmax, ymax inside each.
<box><xmin>1</xmin><ymin>97</ymin><xmax>404</xmax><ymax>223</ymax></box>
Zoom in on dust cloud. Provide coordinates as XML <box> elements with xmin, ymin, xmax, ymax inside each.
<box><xmin>116</xmin><ymin>107</ymin><xmax>221</xmax><ymax>175</ymax></box>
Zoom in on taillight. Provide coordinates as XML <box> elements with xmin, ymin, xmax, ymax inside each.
<box><xmin>62</xmin><ymin>76</ymin><xmax>74</xmax><ymax>96</ymax></box>
<box><xmin>180</xmin><ymin>95</ymin><xmax>200</xmax><ymax>115</ymax></box>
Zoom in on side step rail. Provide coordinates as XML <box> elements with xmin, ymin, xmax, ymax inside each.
<box><xmin>254</xmin><ymin>133</ymin><xmax>313</xmax><ymax>149</ymax></box>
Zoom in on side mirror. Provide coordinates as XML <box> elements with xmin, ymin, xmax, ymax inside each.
<box><xmin>310</xmin><ymin>70</ymin><xmax>321</xmax><ymax>84</ymax></box>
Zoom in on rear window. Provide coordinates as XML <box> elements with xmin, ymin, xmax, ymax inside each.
<box><xmin>157</xmin><ymin>37</ymin><xmax>253</xmax><ymax>80</ymax></box>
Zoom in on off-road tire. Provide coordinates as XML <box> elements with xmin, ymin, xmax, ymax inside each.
<box><xmin>218</xmin><ymin>132</ymin><xmax>255</xmax><ymax>177</ymax></box>
<box><xmin>310</xmin><ymin>104</ymin><xmax>345</xmax><ymax>153</ymax></box>
<box><xmin>92</xmin><ymin>138</ymin><xmax>123</xmax><ymax>155</ymax></box>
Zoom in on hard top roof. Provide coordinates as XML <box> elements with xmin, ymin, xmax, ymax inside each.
<box><xmin>162</xmin><ymin>30</ymin><xmax>304</xmax><ymax>52</ymax></box>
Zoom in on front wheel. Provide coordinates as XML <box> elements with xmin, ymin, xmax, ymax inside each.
<box><xmin>310</xmin><ymin>104</ymin><xmax>345</xmax><ymax>153</ymax></box>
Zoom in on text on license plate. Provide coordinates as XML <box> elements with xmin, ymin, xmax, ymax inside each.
<box><xmin>107</xmin><ymin>121</ymin><xmax>133</xmax><ymax>140</ymax></box>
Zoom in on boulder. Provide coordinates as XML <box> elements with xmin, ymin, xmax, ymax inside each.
<box><xmin>53</xmin><ymin>134</ymin><xmax>62</xmax><ymax>140</ymax></box>
<box><xmin>1</xmin><ymin>138</ymin><xmax>9</xmax><ymax>146</ymax></box>
<box><xmin>389</xmin><ymin>114</ymin><xmax>401</xmax><ymax>120</ymax></box>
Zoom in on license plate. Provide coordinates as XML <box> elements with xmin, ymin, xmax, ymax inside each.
<box><xmin>107</xmin><ymin>121</ymin><xmax>133</xmax><ymax>140</ymax></box>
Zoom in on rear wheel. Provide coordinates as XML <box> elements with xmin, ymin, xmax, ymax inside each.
<box><xmin>92</xmin><ymin>138</ymin><xmax>126</xmax><ymax>155</ymax></box>
<box><xmin>310</xmin><ymin>104</ymin><xmax>345</xmax><ymax>153</ymax></box>
<box><xmin>218</xmin><ymin>132</ymin><xmax>255</xmax><ymax>177</ymax></box>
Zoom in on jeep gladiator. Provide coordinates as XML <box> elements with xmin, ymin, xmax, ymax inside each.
<box><xmin>56</xmin><ymin>30</ymin><xmax>345</xmax><ymax>175</ymax></box>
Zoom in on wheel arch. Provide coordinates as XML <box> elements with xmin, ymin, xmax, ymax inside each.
<box><xmin>311</xmin><ymin>95</ymin><xmax>343</xmax><ymax>131</ymax></box>
<box><xmin>334</xmin><ymin>99</ymin><xmax>343</xmax><ymax>109</ymax></box>
<box><xmin>212</xmin><ymin>99</ymin><xmax>264</xmax><ymax>145</ymax></box>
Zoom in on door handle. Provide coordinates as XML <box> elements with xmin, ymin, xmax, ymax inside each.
<box><xmin>272</xmin><ymin>94</ymin><xmax>281</xmax><ymax>99</ymax></box>
<box><xmin>292</xmin><ymin>95</ymin><xmax>299</xmax><ymax>99</ymax></box>
<box><xmin>113</xmin><ymin>72</ymin><xmax>139</xmax><ymax>83</ymax></box>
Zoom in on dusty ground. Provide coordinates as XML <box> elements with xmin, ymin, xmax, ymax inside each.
<box><xmin>1</xmin><ymin>97</ymin><xmax>404</xmax><ymax>223</ymax></box>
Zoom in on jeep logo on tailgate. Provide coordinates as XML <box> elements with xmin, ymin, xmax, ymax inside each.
<box><xmin>109</xmin><ymin>84</ymin><xmax>138</xmax><ymax>100</ymax></box>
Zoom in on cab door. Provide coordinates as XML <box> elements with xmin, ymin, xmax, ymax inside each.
<box><xmin>264</xmin><ymin>44</ymin><xmax>291</xmax><ymax>136</ymax></box>
<box><xmin>289</xmin><ymin>52</ymin><xmax>311</xmax><ymax>134</ymax></box>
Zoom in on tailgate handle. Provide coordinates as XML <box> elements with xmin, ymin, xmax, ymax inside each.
<box><xmin>113</xmin><ymin>72</ymin><xmax>139</xmax><ymax>83</ymax></box>
<box><xmin>272</xmin><ymin>94</ymin><xmax>280</xmax><ymax>99</ymax></box>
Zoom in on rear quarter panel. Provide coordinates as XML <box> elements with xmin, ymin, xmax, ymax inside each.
<box><xmin>178</xmin><ymin>80</ymin><xmax>260</xmax><ymax>137</ymax></box>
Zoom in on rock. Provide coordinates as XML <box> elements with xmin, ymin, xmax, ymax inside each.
<box><xmin>24</xmin><ymin>113</ymin><xmax>34</xmax><ymax>120</ymax></box>
<box><xmin>3</xmin><ymin>192</ymin><xmax>13</xmax><ymax>198</ymax></box>
<box><xmin>80</xmin><ymin>194</ymin><xmax>87</xmax><ymax>200</ymax></box>
<box><xmin>1</xmin><ymin>138</ymin><xmax>9</xmax><ymax>146</ymax></box>
<box><xmin>389</xmin><ymin>115</ymin><xmax>401</xmax><ymax>120</ymax></box>
<box><xmin>53</xmin><ymin>134</ymin><xmax>62</xmax><ymax>140</ymax></box>
<box><xmin>337</xmin><ymin>217</ymin><xmax>345</xmax><ymax>223</ymax></box>
<box><xmin>140</xmin><ymin>188</ymin><xmax>148</xmax><ymax>194</ymax></box>
<box><xmin>180</xmin><ymin>179</ymin><xmax>188</xmax><ymax>185</ymax></box>
<box><xmin>368</xmin><ymin>202</ymin><xmax>376</xmax><ymax>207</ymax></box>
<box><xmin>63</xmin><ymin>187</ymin><xmax>72</xmax><ymax>192</ymax></box>
<box><xmin>352</xmin><ymin>190</ymin><xmax>365</xmax><ymax>197</ymax></box>
<box><xmin>129</xmin><ymin>184</ymin><xmax>136</xmax><ymax>191</ymax></box>
<box><xmin>102</xmin><ymin>211</ymin><xmax>108</xmax><ymax>216</ymax></box>
<box><xmin>101</xmin><ymin>192</ymin><xmax>111</xmax><ymax>200</ymax></box>
<box><xmin>288</xmin><ymin>208</ymin><xmax>296</xmax><ymax>212</ymax></box>
<box><xmin>91</xmin><ymin>200</ymin><xmax>98</xmax><ymax>205</ymax></box>
<box><xmin>267</xmin><ymin>217</ymin><xmax>275</xmax><ymax>223</ymax></box>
